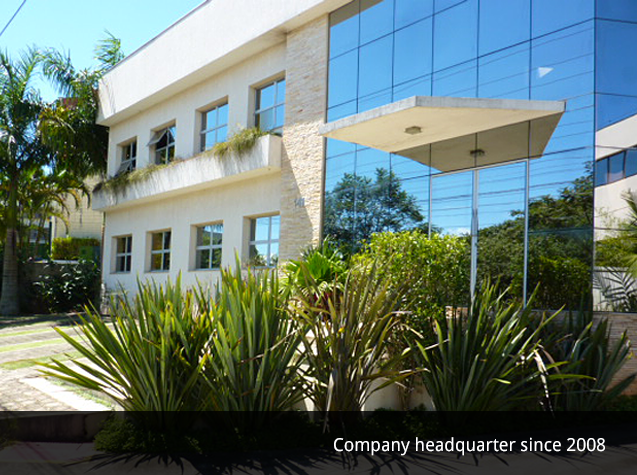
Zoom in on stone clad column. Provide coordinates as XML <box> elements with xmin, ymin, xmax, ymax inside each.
<box><xmin>279</xmin><ymin>16</ymin><xmax>329</xmax><ymax>262</ymax></box>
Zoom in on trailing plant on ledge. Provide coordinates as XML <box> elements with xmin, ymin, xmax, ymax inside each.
<box><xmin>93</xmin><ymin>161</ymin><xmax>177</xmax><ymax>195</ymax></box>
<box><xmin>212</xmin><ymin>127</ymin><xmax>270</xmax><ymax>158</ymax></box>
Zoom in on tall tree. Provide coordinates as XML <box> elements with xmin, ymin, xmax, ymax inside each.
<box><xmin>0</xmin><ymin>35</ymin><xmax>123</xmax><ymax>315</ymax></box>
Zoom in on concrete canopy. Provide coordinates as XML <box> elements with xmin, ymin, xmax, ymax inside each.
<box><xmin>319</xmin><ymin>96</ymin><xmax>565</xmax><ymax>172</ymax></box>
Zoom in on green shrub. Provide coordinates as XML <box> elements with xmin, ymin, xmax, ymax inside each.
<box><xmin>40</xmin><ymin>276</ymin><xmax>211</xmax><ymax>432</ymax></box>
<box><xmin>34</xmin><ymin>259</ymin><xmax>101</xmax><ymax>312</ymax></box>
<box><xmin>212</xmin><ymin>127</ymin><xmax>269</xmax><ymax>158</ymax></box>
<box><xmin>51</xmin><ymin>236</ymin><xmax>100</xmax><ymax>260</ymax></box>
<box><xmin>294</xmin><ymin>260</ymin><xmax>412</xmax><ymax>415</ymax></box>
<box><xmin>540</xmin><ymin>312</ymin><xmax>635</xmax><ymax>411</ymax></box>
<box><xmin>197</xmin><ymin>259</ymin><xmax>305</xmax><ymax>431</ymax></box>
<box><xmin>417</xmin><ymin>283</ymin><xmax>566</xmax><ymax>412</ymax></box>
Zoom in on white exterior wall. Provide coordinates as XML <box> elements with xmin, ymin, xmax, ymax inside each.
<box><xmin>106</xmin><ymin>44</ymin><xmax>286</xmax><ymax>176</ymax></box>
<box><xmin>103</xmin><ymin>173</ymin><xmax>280</xmax><ymax>294</ymax></box>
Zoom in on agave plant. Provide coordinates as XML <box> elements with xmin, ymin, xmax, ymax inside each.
<box><xmin>198</xmin><ymin>259</ymin><xmax>305</xmax><ymax>431</ymax></box>
<box><xmin>40</xmin><ymin>276</ymin><xmax>211</xmax><ymax>432</ymax></box>
<box><xmin>293</xmin><ymin>260</ymin><xmax>413</xmax><ymax>416</ymax></box>
<box><xmin>417</xmin><ymin>283</ymin><xmax>566</xmax><ymax>412</ymax></box>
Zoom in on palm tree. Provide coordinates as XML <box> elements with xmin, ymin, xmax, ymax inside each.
<box><xmin>0</xmin><ymin>35</ymin><xmax>123</xmax><ymax>315</ymax></box>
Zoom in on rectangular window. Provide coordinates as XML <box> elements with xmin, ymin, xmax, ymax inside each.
<box><xmin>117</xmin><ymin>141</ymin><xmax>137</xmax><ymax>175</ymax></box>
<box><xmin>200</xmin><ymin>103</ymin><xmax>229</xmax><ymax>151</ymax></box>
<box><xmin>595</xmin><ymin>158</ymin><xmax>608</xmax><ymax>187</ymax></box>
<box><xmin>148</xmin><ymin>126</ymin><xmax>176</xmax><ymax>164</ymax></box>
<box><xmin>115</xmin><ymin>236</ymin><xmax>132</xmax><ymax>273</ymax></box>
<box><xmin>195</xmin><ymin>223</ymin><xmax>223</xmax><ymax>270</ymax></box>
<box><xmin>249</xmin><ymin>215</ymin><xmax>280</xmax><ymax>267</ymax></box>
<box><xmin>150</xmin><ymin>230</ymin><xmax>171</xmax><ymax>271</ymax></box>
<box><xmin>255</xmin><ymin>78</ymin><xmax>285</xmax><ymax>134</ymax></box>
<box><xmin>626</xmin><ymin>149</ymin><xmax>637</xmax><ymax>178</ymax></box>
<box><xmin>609</xmin><ymin>152</ymin><xmax>625</xmax><ymax>183</ymax></box>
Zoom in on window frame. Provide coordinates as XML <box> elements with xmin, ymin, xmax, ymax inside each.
<box><xmin>148</xmin><ymin>125</ymin><xmax>176</xmax><ymax>165</ymax></box>
<box><xmin>248</xmin><ymin>215</ymin><xmax>280</xmax><ymax>268</ymax></box>
<box><xmin>114</xmin><ymin>235</ymin><xmax>133</xmax><ymax>274</ymax></box>
<box><xmin>200</xmin><ymin>102</ymin><xmax>229</xmax><ymax>152</ymax></box>
<box><xmin>117</xmin><ymin>140</ymin><xmax>137</xmax><ymax>175</ymax></box>
<box><xmin>149</xmin><ymin>230</ymin><xmax>171</xmax><ymax>272</ymax></box>
<box><xmin>194</xmin><ymin>223</ymin><xmax>224</xmax><ymax>270</ymax></box>
<box><xmin>254</xmin><ymin>78</ymin><xmax>285</xmax><ymax>134</ymax></box>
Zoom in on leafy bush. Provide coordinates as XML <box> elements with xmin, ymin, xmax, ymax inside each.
<box><xmin>51</xmin><ymin>237</ymin><xmax>100</xmax><ymax>260</ymax></box>
<box><xmin>197</xmin><ymin>260</ymin><xmax>305</xmax><ymax>430</ymax></box>
<box><xmin>41</xmin><ymin>276</ymin><xmax>211</xmax><ymax>432</ymax></box>
<box><xmin>34</xmin><ymin>259</ymin><xmax>101</xmax><ymax>312</ymax></box>
<box><xmin>212</xmin><ymin>127</ymin><xmax>269</xmax><ymax>158</ymax></box>
<box><xmin>530</xmin><ymin>255</ymin><xmax>592</xmax><ymax>310</ymax></box>
<box><xmin>294</xmin><ymin>260</ymin><xmax>412</xmax><ymax>415</ymax></box>
<box><xmin>417</xmin><ymin>283</ymin><xmax>565</xmax><ymax>412</ymax></box>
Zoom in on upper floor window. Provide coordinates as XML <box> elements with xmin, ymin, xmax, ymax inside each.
<box><xmin>149</xmin><ymin>230</ymin><xmax>171</xmax><ymax>272</ymax></box>
<box><xmin>195</xmin><ymin>223</ymin><xmax>223</xmax><ymax>270</ymax></box>
<box><xmin>248</xmin><ymin>215</ymin><xmax>280</xmax><ymax>267</ymax></box>
<box><xmin>201</xmin><ymin>103</ymin><xmax>229</xmax><ymax>151</ymax></box>
<box><xmin>595</xmin><ymin>147</ymin><xmax>637</xmax><ymax>187</ymax></box>
<box><xmin>149</xmin><ymin>126</ymin><xmax>176</xmax><ymax>165</ymax></box>
<box><xmin>117</xmin><ymin>140</ymin><xmax>137</xmax><ymax>175</ymax></box>
<box><xmin>114</xmin><ymin>235</ymin><xmax>132</xmax><ymax>273</ymax></box>
<box><xmin>255</xmin><ymin>78</ymin><xmax>285</xmax><ymax>134</ymax></box>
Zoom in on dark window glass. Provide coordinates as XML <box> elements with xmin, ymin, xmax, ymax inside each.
<box><xmin>433</xmin><ymin>0</ymin><xmax>478</xmax><ymax>72</ymax></box>
<box><xmin>393</xmin><ymin>18</ymin><xmax>433</xmax><ymax>85</ymax></box>
<box><xmin>531</xmin><ymin>22</ymin><xmax>594</xmax><ymax>101</ymax></box>
<box><xmin>596</xmin><ymin>0</ymin><xmax>637</xmax><ymax>22</ymax></box>
<box><xmin>479</xmin><ymin>0</ymin><xmax>530</xmax><ymax>55</ymax></box>
<box><xmin>626</xmin><ymin>150</ymin><xmax>637</xmax><ymax>177</ymax></box>
<box><xmin>328</xmin><ymin>50</ymin><xmax>358</xmax><ymax>107</ymax></box>
<box><xmin>360</xmin><ymin>0</ymin><xmax>394</xmax><ymax>45</ymax></box>
<box><xmin>394</xmin><ymin>0</ymin><xmax>432</xmax><ymax>29</ymax></box>
<box><xmin>329</xmin><ymin>0</ymin><xmax>360</xmax><ymax>58</ymax></box>
<box><xmin>358</xmin><ymin>35</ymin><xmax>393</xmax><ymax>97</ymax></box>
<box><xmin>478</xmin><ymin>44</ymin><xmax>530</xmax><ymax>99</ymax></box>
<box><xmin>595</xmin><ymin>158</ymin><xmax>608</xmax><ymax>187</ymax></box>
<box><xmin>531</xmin><ymin>0</ymin><xmax>594</xmax><ymax>38</ymax></box>
<box><xmin>608</xmin><ymin>152</ymin><xmax>625</xmax><ymax>183</ymax></box>
<box><xmin>596</xmin><ymin>20</ymin><xmax>637</xmax><ymax>98</ymax></box>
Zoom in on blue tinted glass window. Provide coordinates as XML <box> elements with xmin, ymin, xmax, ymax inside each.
<box><xmin>479</xmin><ymin>44</ymin><xmax>530</xmax><ymax>99</ymax></box>
<box><xmin>433</xmin><ymin>0</ymin><xmax>478</xmax><ymax>71</ymax></box>
<box><xmin>356</xmin><ymin>147</ymin><xmax>391</xmax><ymax>179</ymax></box>
<box><xmin>596</xmin><ymin>20</ymin><xmax>637</xmax><ymax>98</ymax></box>
<box><xmin>328</xmin><ymin>101</ymin><xmax>357</xmax><ymax>121</ymax></box>
<box><xmin>393</xmin><ymin>18</ymin><xmax>433</xmax><ymax>85</ymax></box>
<box><xmin>359</xmin><ymin>89</ymin><xmax>393</xmax><ymax>112</ymax></box>
<box><xmin>596</xmin><ymin>94</ymin><xmax>637</xmax><ymax>130</ymax></box>
<box><xmin>433</xmin><ymin>60</ymin><xmax>477</xmax><ymax>97</ymax></box>
<box><xmin>479</xmin><ymin>0</ymin><xmax>530</xmax><ymax>55</ymax></box>
<box><xmin>329</xmin><ymin>1</ymin><xmax>360</xmax><ymax>58</ymax></box>
<box><xmin>393</xmin><ymin>75</ymin><xmax>432</xmax><ymax>100</ymax></box>
<box><xmin>531</xmin><ymin>22</ymin><xmax>594</xmax><ymax>100</ymax></box>
<box><xmin>328</xmin><ymin>50</ymin><xmax>358</xmax><ymax>107</ymax></box>
<box><xmin>395</xmin><ymin>0</ymin><xmax>433</xmax><ymax>29</ymax></box>
<box><xmin>597</xmin><ymin>0</ymin><xmax>637</xmax><ymax>22</ymax></box>
<box><xmin>626</xmin><ymin>150</ymin><xmax>637</xmax><ymax>177</ymax></box>
<box><xmin>360</xmin><ymin>0</ymin><xmax>394</xmax><ymax>45</ymax></box>
<box><xmin>594</xmin><ymin>158</ymin><xmax>608</xmax><ymax>187</ymax></box>
<box><xmin>531</xmin><ymin>0</ymin><xmax>594</xmax><ymax>38</ymax></box>
<box><xmin>358</xmin><ymin>35</ymin><xmax>393</xmax><ymax>97</ymax></box>
<box><xmin>434</xmin><ymin>0</ymin><xmax>463</xmax><ymax>12</ymax></box>
<box><xmin>609</xmin><ymin>152</ymin><xmax>625</xmax><ymax>183</ymax></box>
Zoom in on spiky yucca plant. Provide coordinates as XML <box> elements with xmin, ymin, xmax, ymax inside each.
<box><xmin>40</xmin><ymin>277</ymin><xmax>211</xmax><ymax>432</ymax></box>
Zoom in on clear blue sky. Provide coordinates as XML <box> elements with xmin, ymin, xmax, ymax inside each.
<box><xmin>0</xmin><ymin>0</ymin><xmax>205</xmax><ymax>99</ymax></box>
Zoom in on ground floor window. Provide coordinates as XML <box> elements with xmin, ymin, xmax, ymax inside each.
<box><xmin>249</xmin><ymin>215</ymin><xmax>280</xmax><ymax>267</ymax></box>
<box><xmin>115</xmin><ymin>235</ymin><xmax>132</xmax><ymax>273</ymax></box>
<box><xmin>150</xmin><ymin>230</ymin><xmax>171</xmax><ymax>271</ymax></box>
<box><xmin>195</xmin><ymin>223</ymin><xmax>223</xmax><ymax>270</ymax></box>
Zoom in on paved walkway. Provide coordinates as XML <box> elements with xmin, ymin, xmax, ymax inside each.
<box><xmin>0</xmin><ymin>314</ymin><xmax>111</xmax><ymax>412</ymax></box>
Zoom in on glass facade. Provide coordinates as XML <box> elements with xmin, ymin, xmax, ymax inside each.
<box><xmin>322</xmin><ymin>0</ymin><xmax>633</xmax><ymax>310</ymax></box>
